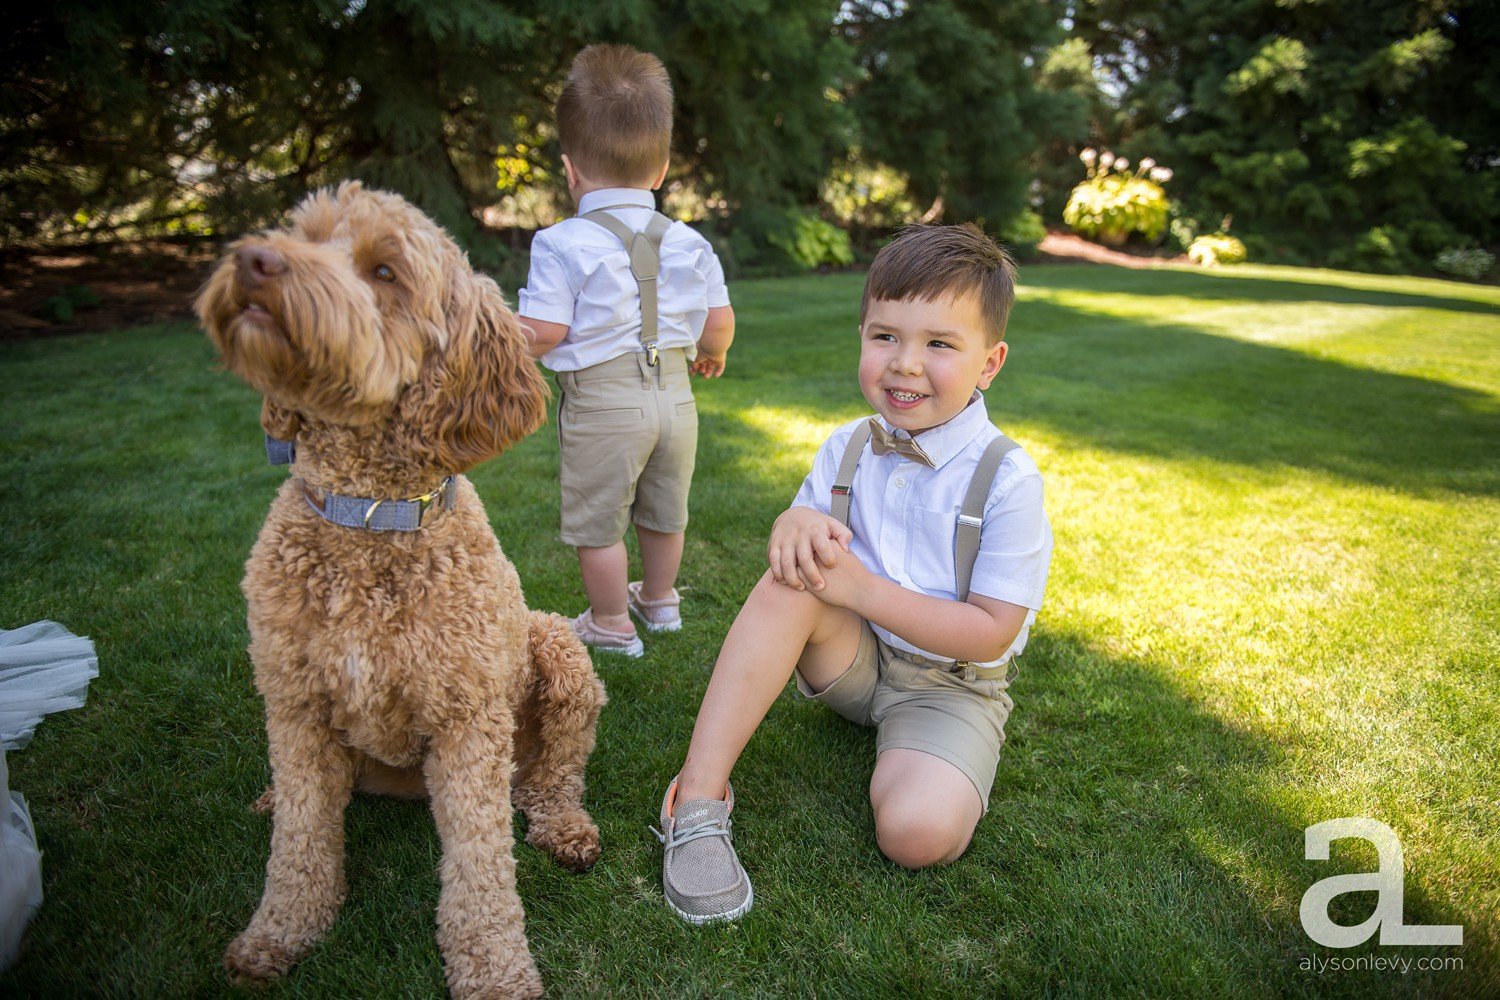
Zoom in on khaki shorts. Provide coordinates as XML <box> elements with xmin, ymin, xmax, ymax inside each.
<box><xmin>796</xmin><ymin>623</ymin><xmax>1014</xmax><ymax>810</ymax></box>
<box><xmin>556</xmin><ymin>348</ymin><xmax>697</xmax><ymax>548</ymax></box>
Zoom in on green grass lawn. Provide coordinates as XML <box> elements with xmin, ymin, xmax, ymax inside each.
<box><xmin>1</xmin><ymin>261</ymin><xmax>1496</xmax><ymax>997</ymax></box>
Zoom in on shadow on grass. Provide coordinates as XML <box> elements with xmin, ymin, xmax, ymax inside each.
<box><xmin>1028</xmin><ymin>264</ymin><xmax>1500</xmax><ymax>318</ymax></box>
<box><xmin>726</xmin><ymin>625</ymin><xmax>1483</xmax><ymax>997</ymax></box>
<box><xmin>1007</xmin><ymin>297</ymin><xmax>1498</xmax><ymax>497</ymax></box>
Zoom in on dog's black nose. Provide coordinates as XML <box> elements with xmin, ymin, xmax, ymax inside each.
<box><xmin>236</xmin><ymin>245</ymin><xmax>287</xmax><ymax>288</ymax></box>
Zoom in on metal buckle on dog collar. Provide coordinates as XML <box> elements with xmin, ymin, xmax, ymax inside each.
<box><xmin>412</xmin><ymin>477</ymin><xmax>454</xmax><ymax>527</ymax></box>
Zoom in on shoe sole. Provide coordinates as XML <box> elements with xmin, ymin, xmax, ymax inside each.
<box><xmin>665</xmin><ymin>881</ymin><xmax>754</xmax><ymax>926</ymax></box>
<box><xmin>582</xmin><ymin>637</ymin><xmax>644</xmax><ymax>658</ymax></box>
<box><xmin>629</xmin><ymin>605</ymin><xmax>681</xmax><ymax>633</ymax></box>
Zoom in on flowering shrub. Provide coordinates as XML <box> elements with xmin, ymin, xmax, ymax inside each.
<box><xmin>1188</xmin><ymin>234</ymin><xmax>1247</xmax><ymax>267</ymax></box>
<box><xmin>1434</xmin><ymin>246</ymin><xmax>1494</xmax><ymax>281</ymax></box>
<box><xmin>1063</xmin><ymin>149</ymin><xmax>1173</xmax><ymax>246</ymax></box>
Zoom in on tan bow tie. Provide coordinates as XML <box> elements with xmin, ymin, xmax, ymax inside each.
<box><xmin>868</xmin><ymin>418</ymin><xmax>935</xmax><ymax>467</ymax></box>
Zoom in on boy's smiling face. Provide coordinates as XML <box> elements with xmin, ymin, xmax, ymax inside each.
<box><xmin>858</xmin><ymin>292</ymin><xmax>1008</xmax><ymax>436</ymax></box>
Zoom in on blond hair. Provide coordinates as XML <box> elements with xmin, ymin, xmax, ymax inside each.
<box><xmin>861</xmin><ymin>223</ymin><xmax>1017</xmax><ymax>344</ymax></box>
<box><xmin>556</xmin><ymin>44</ymin><xmax>673</xmax><ymax>186</ymax></box>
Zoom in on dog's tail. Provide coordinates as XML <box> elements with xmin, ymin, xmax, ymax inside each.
<box><xmin>525</xmin><ymin>611</ymin><xmax>608</xmax><ymax>719</ymax></box>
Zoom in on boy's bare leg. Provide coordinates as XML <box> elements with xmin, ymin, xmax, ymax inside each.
<box><xmin>676</xmin><ymin>570</ymin><xmax>864</xmax><ymax>803</ymax></box>
<box><xmin>577</xmin><ymin>542</ymin><xmax>634</xmax><ymax>632</ymax></box>
<box><xmin>870</xmin><ymin>749</ymin><xmax>984</xmax><ymax>869</ymax></box>
<box><xmin>635</xmin><ymin>525</ymin><xmax>684</xmax><ymax>602</ymax></box>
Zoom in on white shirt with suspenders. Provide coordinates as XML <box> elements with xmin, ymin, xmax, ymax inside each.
<box><xmin>791</xmin><ymin>394</ymin><xmax>1052</xmax><ymax>670</ymax></box>
<box><xmin>519</xmin><ymin>187</ymin><xmax>730</xmax><ymax>373</ymax></box>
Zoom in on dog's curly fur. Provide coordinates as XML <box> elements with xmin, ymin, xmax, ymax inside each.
<box><xmin>197</xmin><ymin>181</ymin><xmax>606</xmax><ymax>999</ymax></box>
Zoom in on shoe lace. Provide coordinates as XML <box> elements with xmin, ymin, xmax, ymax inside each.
<box><xmin>650</xmin><ymin>814</ymin><xmax>731</xmax><ymax>850</ymax></box>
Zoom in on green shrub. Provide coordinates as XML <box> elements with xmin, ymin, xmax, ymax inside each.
<box><xmin>999</xmin><ymin>210</ymin><xmax>1047</xmax><ymax>260</ymax></box>
<box><xmin>44</xmin><ymin>295</ymin><xmax>74</xmax><ymax>322</ymax></box>
<box><xmin>64</xmin><ymin>284</ymin><xmax>101</xmax><ymax>309</ymax></box>
<box><xmin>1063</xmin><ymin>149</ymin><xmax>1173</xmax><ymax>246</ymax></box>
<box><xmin>767</xmin><ymin>209</ymin><xmax>855</xmax><ymax>270</ymax></box>
<box><xmin>1170</xmin><ymin>215</ymin><xmax>1200</xmax><ymax>252</ymax></box>
<box><xmin>1434</xmin><ymin>246</ymin><xmax>1495</xmax><ymax>281</ymax></box>
<box><xmin>821</xmin><ymin>158</ymin><xmax>919</xmax><ymax>233</ymax></box>
<box><xmin>1331</xmin><ymin>226</ymin><xmax>1408</xmax><ymax>274</ymax></box>
<box><xmin>1187</xmin><ymin>234</ymin><xmax>1247</xmax><ymax>267</ymax></box>
<box><xmin>43</xmin><ymin>284</ymin><xmax>101</xmax><ymax>323</ymax></box>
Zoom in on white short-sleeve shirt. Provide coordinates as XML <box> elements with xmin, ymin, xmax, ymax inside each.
<box><xmin>518</xmin><ymin>187</ymin><xmax>731</xmax><ymax>372</ymax></box>
<box><xmin>792</xmin><ymin>394</ymin><xmax>1052</xmax><ymax>667</ymax></box>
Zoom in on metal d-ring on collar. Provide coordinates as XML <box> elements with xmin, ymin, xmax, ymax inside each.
<box><xmin>266</xmin><ymin>433</ymin><xmax>454</xmax><ymax>531</ymax></box>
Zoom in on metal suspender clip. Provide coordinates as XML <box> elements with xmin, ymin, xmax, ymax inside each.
<box><xmin>957</xmin><ymin>514</ymin><xmax>983</xmax><ymax>528</ymax></box>
<box><xmin>645</xmin><ymin>343</ymin><xmax>659</xmax><ymax>367</ymax></box>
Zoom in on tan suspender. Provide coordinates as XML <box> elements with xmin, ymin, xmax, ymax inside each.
<box><xmin>830</xmin><ymin>421</ymin><xmax>873</xmax><ymax>526</ymax></box>
<box><xmin>829</xmin><ymin>422</ymin><xmax>1018</xmax><ymax>601</ymax></box>
<box><xmin>577</xmin><ymin>206</ymin><xmax>674</xmax><ymax>367</ymax></box>
<box><xmin>954</xmin><ymin>434</ymin><xmax>1017</xmax><ymax>602</ymax></box>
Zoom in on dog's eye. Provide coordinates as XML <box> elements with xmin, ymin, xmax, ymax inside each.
<box><xmin>373</xmin><ymin>264</ymin><xmax>396</xmax><ymax>283</ymax></box>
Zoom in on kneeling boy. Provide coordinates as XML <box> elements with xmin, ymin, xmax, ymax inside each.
<box><xmin>654</xmin><ymin>223</ymin><xmax>1051</xmax><ymax>923</ymax></box>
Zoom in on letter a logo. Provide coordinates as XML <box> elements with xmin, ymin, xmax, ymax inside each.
<box><xmin>1300</xmin><ymin>818</ymin><xmax>1462</xmax><ymax>947</ymax></box>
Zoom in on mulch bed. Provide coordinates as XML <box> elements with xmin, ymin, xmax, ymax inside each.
<box><xmin>0</xmin><ymin>239</ymin><xmax>219</xmax><ymax>341</ymax></box>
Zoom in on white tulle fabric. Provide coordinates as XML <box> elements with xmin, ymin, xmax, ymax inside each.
<box><xmin>0</xmin><ymin>621</ymin><xmax>98</xmax><ymax>969</ymax></box>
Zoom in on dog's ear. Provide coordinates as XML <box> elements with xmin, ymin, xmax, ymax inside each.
<box><xmin>260</xmin><ymin>398</ymin><xmax>302</xmax><ymax>442</ymax></box>
<box><xmin>399</xmin><ymin>271</ymin><xmax>549</xmax><ymax>473</ymax></box>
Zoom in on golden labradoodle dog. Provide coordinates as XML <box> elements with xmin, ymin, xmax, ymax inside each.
<box><xmin>197</xmin><ymin>181</ymin><xmax>606</xmax><ymax>999</ymax></box>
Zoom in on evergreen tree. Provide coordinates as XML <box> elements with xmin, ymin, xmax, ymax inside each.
<box><xmin>843</xmin><ymin>0</ymin><xmax>1084</xmax><ymax>232</ymax></box>
<box><xmin>649</xmin><ymin>1</ymin><xmax>855</xmax><ymax>269</ymax></box>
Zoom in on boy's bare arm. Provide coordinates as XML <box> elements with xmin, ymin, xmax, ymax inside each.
<box><xmin>796</xmin><ymin>552</ymin><xmax>1029</xmax><ymax>664</ymax></box>
<box><xmin>692</xmin><ymin>305</ymin><xmax>735</xmax><ymax>377</ymax></box>
<box><xmin>520</xmin><ymin>317</ymin><xmax>570</xmax><ymax>359</ymax></box>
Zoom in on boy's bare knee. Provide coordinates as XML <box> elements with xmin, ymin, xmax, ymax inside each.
<box><xmin>874</xmin><ymin>802</ymin><xmax>974</xmax><ymax>870</ymax></box>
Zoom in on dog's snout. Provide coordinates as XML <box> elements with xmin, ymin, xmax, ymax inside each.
<box><xmin>235</xmin><ymin>244</ymin><xmax>287</xmax><ymax>288</ymax></box>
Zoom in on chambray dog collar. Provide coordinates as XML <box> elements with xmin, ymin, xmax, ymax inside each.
<box><xmin>266</xmin><ymin>434</ymin><xmax>295</xmax><ymax>465</ymax></box>
<box><xmin>301</xmin><ymin>477</ymin><xmax>456</xmax><ymax>532</ymax></box>
<box><xmin>265</xmin><ymin>434</ymin><xmax>454</xmax><ymax>532</ymax></box>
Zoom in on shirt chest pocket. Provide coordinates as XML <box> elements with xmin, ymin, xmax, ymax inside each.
<box><xmin>905</xmin><ymin>505</ymin><xmax>959</xmax><ymax>599</ymax></box>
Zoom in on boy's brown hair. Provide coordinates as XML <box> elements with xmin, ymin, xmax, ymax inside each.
<box><xmin>556</xmin><ymin>44</ymin><xmax>673</xmax><ymax>186</ymax></box>
<box><xmin>860</xmin><ymin>223</ymin><xmax>1018</xmax><ymax>344</ymax></box>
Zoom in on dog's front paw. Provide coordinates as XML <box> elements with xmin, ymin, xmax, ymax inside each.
<box><xmin>525</xmin><ymin>813</ymin><xmax>601</xmax><ymax>873</ymax></box>
<box><xmin>447</xmin><ymin>951</ymin><xmax>544</xmax><ymax>1000</ymax></box>
<box><xmin>223</xmin><ymin>931</ymin><xmax>299</xmax><ymax>983</ymax></box>
<box><xmin>454</xmin><ymin>975</ymin><xmax>544</xmax><ymax>1000</ymax></box>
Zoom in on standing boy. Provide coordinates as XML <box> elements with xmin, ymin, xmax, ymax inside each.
<box><xmin>654</xmin><ymin>224</ymin><xmax>1051</xmax><ymax>923</ymax></box>
<box><xmin>520</xmin><ymin>44</ymin><xmax>735</xmax><ymax>657</ymax></box>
